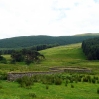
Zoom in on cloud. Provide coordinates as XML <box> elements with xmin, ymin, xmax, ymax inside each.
<box><xmin>0</xmin><ymin>0</ymin><xmax>99</xmax><ymax>39</ymax></box>
<box><xmin>52</xmin><ymin>0</ymin><xmax>99</xmax><ymax>35</ymax></box>
<box><xmin>94</xmin><ymin>0</ymin><xmax>99</xmax><ymax>3</ymax></box>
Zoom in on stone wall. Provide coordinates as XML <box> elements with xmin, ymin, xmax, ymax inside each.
<box><xmin>7</xmin><ymin>70</ymin><xmax>64</xmax><ymax>81</ymax></box>
<box><xmin>64</xmin><ymin>68</ymin><xmax>91</xmax><ymax>73</ymax></box>
<box><xmin>7</xmin><ymin>67</ymin><xmax>91</xmax><ymax>81</ymax></box>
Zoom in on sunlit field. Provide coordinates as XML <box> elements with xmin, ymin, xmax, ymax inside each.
<box><xmin>0</xmin><ymin>43</ymin><xmax>99</xmax><ymax>99</ymax></box>
<box><xmin>0</xmin><ymin>43</ymin><xmax>99</xmax><ymax>73</ymax></box>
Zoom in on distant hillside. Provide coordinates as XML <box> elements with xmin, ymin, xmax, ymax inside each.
<box><xmin>0</xmin><ymin>35</ymin><xmax>99</xmax><ymax>48</ymax></box>
<box><xmin>75</xmin><ymin>33</ymin><xmax>99</xmax><ymax>36</ymax></box>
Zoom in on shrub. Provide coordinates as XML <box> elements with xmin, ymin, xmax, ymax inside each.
<box><xmin>29</xmin><ymin>93</ymin><xmax>36</xmax><ymax>98</ymax></box>
<box><xmin>77</xmin><ymin>76</ymin><xmax>82</xmax><ymax>82</ymax></box>
<box><xmin>46</xmin><ymin>85</ymin><xmax>49</xmax><ymax>89</ymax></box>
<box><xmin>10</xmin><ymin>59</ymin><xmax>16</xmax><ymax>64</ymax></box>
<box><xmin>97</xmin><ymin>80</ymin><xmax>99</xmax><ymax>84</ymax></box>
<box><xmin>92</xmin><ymin>78</ymin><xmax>96</xmax><ymax>84</ymax></box>
<box><xmin>71</xmin><ymin>84</ymin><xmax>74</xmax><ymax>88</ymax></box>
<box><xmin>0</xmin><ymin>55</ymin><xmax>7</xmax><ymax>64</ymax></box>
<box><xmin>0</xmin><ymin>85</ymin><xmax>3</xmax><ymax>89</ymax></box>
<box><xmin>54</xmin><ymin>77</ymin><xmax>62</xmax><ymax>85</ymax></box>
<box><xmin>82</xmin><ymin>77</ymin><xmax>89</xmax><ymax>82</ymax></box>
<box><xmin>65</xmin><ymin>83</ymin><xmax>68</xmax><ymax>86</ymax></box>
<box><xmin>41</xmin><ymin>75</ymin><xmax>54</xmax><ymax>85</ymax></box>
<box><xmin>32</xmin><ymin>75</ymin><xmax>39</xmax><ymax>82</ymax></box>
<box><xmin>65</xmin><ymin>80</ymin><xmax>69</xmax><ymax>86</ymax></box>
<box><xmin>97</xmin><ymin>88</ymin><xmax>99</xmax><ymax>94</ymax></box>
<box><xmin>0</xmin><ymin>59</ymin><xmax>7</xmax><ymax>64</ymax></box>
<box><xmin>94</xmin><ymin>76</ymin><xmax>98</xmax><ymax>80</ymax></box>
<box><xmin>70</xmin><ymin>78</ymin><xmax>73</xmax><ymax>83</ymax></box>
<box><xmin>17</xmin><ymin>76</ymin><xmax>34</xmax><ymax>88</ymax></box>
<box><xmin>66</xmin><ymin>79</ymin><xmax>69</xmax><ymax>84</ymax></box>
<box><xmin>0</xmin><ymin>74</ymin><xmax>7</xmax><ymax>80</ymax></box>
<box><xmin>88</xmin><ymin>76</ymin><xmax>92</xmax><ymax>83</ymax></box>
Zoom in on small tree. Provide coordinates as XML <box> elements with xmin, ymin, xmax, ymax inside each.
<box><xmin>11</xmin><ymin>51</ymin><xmax>24</xmax><ymax>62</ymax></box>
<box><xmin>11</xmin><ymin>49</ymin><xmax>45</xmax><ymax>65</ymax></box>
<box><xmin>0</xmin><ymin>55</ymin><xmax>7</xmax><ymax>64</ymax></box>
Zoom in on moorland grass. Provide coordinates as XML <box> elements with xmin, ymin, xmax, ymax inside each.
<box><xmin>0</xmin><ymin>76</ymin><xmax>99</xmax><ymax>99</ymax></box>
<box><xmin>0</xmin><ymin>43</ymin><xmax>99</xmax><ymax>99</ymax></box>
<box><xmin>0</xmin><ymin>43</ymin><xmax>99</xmax><ymax>74</ymax></box>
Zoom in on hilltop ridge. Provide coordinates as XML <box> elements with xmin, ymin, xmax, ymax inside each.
<box><xmin>75</xmin><ymin>33</ymin><xmax>99</xmax><ymax>36</ymax></box>
<box><xmin>0</xmin><ymin>34</ymin><xmax>99</xmax><ymax>48</ymax></box>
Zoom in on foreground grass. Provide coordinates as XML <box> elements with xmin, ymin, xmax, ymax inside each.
<box><xmin>0</xmin><ymin>80</ymin><xmax>99</xmax><ymax>99</ymax></box>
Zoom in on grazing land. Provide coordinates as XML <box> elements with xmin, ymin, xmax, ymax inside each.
<box><xmin>1</xmin><ymin>43</ymin><xmax>99</xmax><ymax>73</ymax></box>
<box><xmin>0</xmin><ymin>43</ymin><xmax>99</xmax><ymax>99</ymax></box>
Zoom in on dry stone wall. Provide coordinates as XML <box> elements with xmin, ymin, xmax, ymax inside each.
<box><xmin>7</xmin><ymin>70</ymin><xmax>64</xmax><ymax>81</ymax></box>
<box><xmin>7</xmin><ymin>67</ymin><xmax>91</xmax><ymax>81</ymax></box>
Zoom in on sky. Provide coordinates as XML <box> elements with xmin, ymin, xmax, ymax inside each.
<box><xmin>0</xmin><ymin>0</ymin><xmax>99</xmax><ymax>39</ymax></box>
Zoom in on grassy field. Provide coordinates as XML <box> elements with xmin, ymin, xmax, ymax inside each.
<box><xmin>0</xmin><ymin>43</ymin><xmax>99</xmax><ymax>73</ymax></box>
<box><xmin>0</xmin><ymin>43</ymin><xmax>99</xmax><ymax>99</ymax></box>
<box><xmin>0</xmin><ymin>74</ymin><xmax>99</xmax><ymax>99</ymax></box>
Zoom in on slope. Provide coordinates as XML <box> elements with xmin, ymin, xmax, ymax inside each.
<box><xmin>1</xmin><ymin>43</ymin><xmax>99</xmax><ymax>74</ymax></box>
<box><xmin>0</xmin><ymin>35</ymin><xmax>98</xmax><ymax>48</ymax></box>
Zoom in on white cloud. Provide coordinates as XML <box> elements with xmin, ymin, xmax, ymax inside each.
<box><xmin>0</xmin><ymin>0</ymin><xmax>99</xmax><ymax>39</ymax></box>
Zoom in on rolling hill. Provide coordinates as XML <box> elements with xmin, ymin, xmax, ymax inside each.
<box><xmin>1</xmin><ymin>43</ymin><xmax>99</xmax><ymax>73</ymax></box>
<box><xmin>0</xmin><ymin>35</ymin><xmax>99</xmax><ymax>48</ymax></box>
<box><xmin>75</xmin><ymin>33</ymin><xmax>99</xmax><ymax>36</ymax></box>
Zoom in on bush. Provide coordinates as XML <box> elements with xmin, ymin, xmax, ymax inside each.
<box><xmin>82</xmin><ymin>77</ymin><xmax>89</xmax><ymax>82</ymax></box>
<box><xmin>41</xmin><ymin>75</ymin><xmax>54</xmax><ymax>85</ymax></box>
<box><xmin>0</xmin><ymin>59</ymin><xmax>7</xmax><ymax>64</ymax></box>
<box><xmin>71</xmin><ymin>84</ymin><xmax>74</xmax><ymax>88</ymax></box>
<box><xmin>0</xmin><ymin>74</ymin><xmax>7</xmax><ymax>80</ymax></box>
<box><xmin>10</xmin><ymin>59</ymin><xmax>16</xmax><ymax>64</ymax></box>
<box><xmin>70</xmin><ymin>78</ymin><xmax>73</xmax><ymax>83</ymax></box>
<box><xmin>97</xmin><ymin>80</ymin><xmax>99</xmax><ymax>84</ymax></box>
<box><xmin>65</xmin><ymin>79</ymin><xmax>68</xmax><ymax>86</ymax></box>
<box><xmin>77</xmin><ymin>76</ymin><xmax>82</xmax><ymax>82</ymax></box>
<box><xmin>66</xmin><ymin>79</ymin><xmax>69</xmax><ymax>84</ymax></box>
<box><xmin>29</xmin><ymin>93</ymin><xmax>36</xmax><ymax>98</ymax></box>
<box><xmin>94</xmin><ymin>76</ymin><xmax>98</xmax><ymax>80</ymax></box>
<box><xmin>0</xmin><ymin>85</ymin><xmax>3</xmax><ymax>89</ymax></box>
<box><xmin>97</xmin><ymin>88</ymin><xmax>99</xmax><ymax>94</ymax></box>
<box><xmin>0</xmin><ymin>55</ymin><xmax>7</xmax><ymax>64</ymax></box>
<box><xmin>87</xmin><ymin>76</ymin><xmax>92</xmax><ymax>83</ymax></box>
<box><xmin>17</xmin><ymin>76</ymin><xmax>34</xmax><ymax>88</ymax></box>
<box><xmin>54</xmin><ymin>77</ymin><xmax>62</xmax><ymax>85</ymax></box>
<box><xmin>32</xmin><ymin>75</ymin><xmax>39</xmax><ymax>82</ymax></box>
<box><xmin>92</xmin><ymin>78</ymin><xmax>96</xmax><ymax>84</ymax></box>
<box><xmin>46</xmin><ymin>85</ymin><xmax>49</xmax><ymax>89</ymax></box>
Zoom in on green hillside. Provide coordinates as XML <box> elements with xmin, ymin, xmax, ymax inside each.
<box><xmin>1</xmin><ymin>43</ymin><xmax>99</xmax><ymax>73</ymax></box>
<box><xmin>0</xmin><ymin>43</ymin><xmax>99</xmax><ymax>99</ymax></box>
<box><xmin>75</xmin><ymin>33</ymin><xmax>99</xmax><ymax>36</ymax></box>
<box><xmin>0</xmin><ymin>35</ymin><xmax>98</xmax><ymax>48</ymax></box>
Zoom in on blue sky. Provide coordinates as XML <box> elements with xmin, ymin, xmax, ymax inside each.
<box><xmin>0</xmin><ymin>0</ymin><xmax>99</xmax><ymax>39</ymax></box>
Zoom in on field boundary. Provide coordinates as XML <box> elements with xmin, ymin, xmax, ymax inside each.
<box><xmin>7</xmin><ymin>67</ymin><xmax>91</xmax><ymax>81</ymax></box>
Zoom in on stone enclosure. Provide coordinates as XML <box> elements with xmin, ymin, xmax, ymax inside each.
<box><xmin>7</xmin><ymin>67</ymin><xmax>91</xmax><ymax>81</ymax></box>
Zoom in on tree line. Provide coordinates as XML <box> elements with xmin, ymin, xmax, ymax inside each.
<box><xmin>0</xmin><ymin>44</ymin><xmax>59</xmax><ymax>55</ymax></box>
<box><xmin>82</xmin><ymin>37</ymin><xmax>99</xmax><ymax>60</ymax></box>
<box><xmin>0</xmin><ymin>35</ymin><xmax>98</xmax><ymax>48</ymax></box>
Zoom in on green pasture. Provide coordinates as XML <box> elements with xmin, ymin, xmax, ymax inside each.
<box><xmin>0</xmin><ymin>43</ymin><xmax>99</xmax><ymax>73</ymax></box>
<box><xmin>0</xmin><ymin>43</ymin><xmax>99</xmax><ymax>99</ymax></box>
<box><xmin>0</xmin><ymin>78</ymin><xmax>99</xmax><ymax>99</ymax></box>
